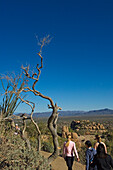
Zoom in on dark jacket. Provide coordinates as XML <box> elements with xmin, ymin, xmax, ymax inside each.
<box><xmin>93</xmin><ymin>154</ymin><xmax>113</xmax><ymax>170</ymax></box>
<box><xmin>86</xmin><ymin>147</ymin><xmax>97</xmax><ymax>170</ymax></box>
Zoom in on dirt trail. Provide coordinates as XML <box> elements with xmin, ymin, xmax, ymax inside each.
<box><xmin>41</xmin><ymin>151</ymin><xmax>85</xmax><ymax>170</ymax></box>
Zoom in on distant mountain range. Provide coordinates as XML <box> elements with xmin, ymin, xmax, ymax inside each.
<box><xmin>84</xmin><ymin>108</ymin><xmax>113</xmax><ymax>115</ymax></box>
<box><xmin>15</xmin><ymin>108</ymin><xmax>113</xmax><ymax>118</ymax></box>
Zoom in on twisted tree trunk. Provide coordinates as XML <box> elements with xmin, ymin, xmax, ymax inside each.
<box><xmin>47</xmin><ymin>104</ymin><xmax>61</xmax><ymax>163</ymax></box>
<box><xmin>20</xmin><ymin>116</ymin><xmax>31</xmax><ymax>150</ymax></box>
<box><xmin>21</xmin><ymin>36</ymin><xmax>62</xmax><ymax>162</ymax></box>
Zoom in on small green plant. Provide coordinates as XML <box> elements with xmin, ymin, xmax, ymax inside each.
<box><xmin>78</xmin><ymin>146</ymin><xmax>86</xmax><ymax>165</ymax></box>
<box><xmin>42</xmin><ymin>141</ymin><xmax>54</xmax><ymax>153</ymax></box>
<box><xmin>105</xmin><ymin>131</ymin><xmax>113</xmax><ymax>157</ymax></box>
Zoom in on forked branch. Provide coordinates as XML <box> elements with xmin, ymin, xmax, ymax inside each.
<box><xmin>22</xmin><ymin>36</ymin><xmax>62</xmax><ymax>163</ymax></box>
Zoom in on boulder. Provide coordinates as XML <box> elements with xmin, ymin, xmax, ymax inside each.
<box><xmin>71</xmin><ymin>120</ymin><xmax>80</xmax><ymax>130</ymax></box>
<box><xmin>71</xmin><ymin>132</ymin><xmax>78</xmax><ymax>139</ymax></box>
<box><xmin>89</xmin><ymin>126</ymin><xmax>92</xmax><ymax>130</ymax></box>
<box><xmin>100</xmin><ymin>124</ymin><xmax>105</xmax><ymax>130</ymax></box>
<box><xmin>92</xmin><ymin>126</ymin><xmax>96</xmax><ymax>130</ymax></box>
<box><xmin>96</xmin><ymin>126</ymin><xmax>100</xmax><ymax>130</ymax></box>
<box><xmin>62</xmin><ymin>126</ymin><xmax>69</xmax><ymax>133</ymax></box>
<box><xmin>85</xmin><ymin>131</ymin><xmax>90</xmax><ymax>135</ymax></box>
<box><xmin>62</xmin><ymin>131</ymin><xmax>66</xmax><ymax>138</ymax></box>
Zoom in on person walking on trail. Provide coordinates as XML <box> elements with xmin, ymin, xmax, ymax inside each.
<box><xmin>63</xmin><ymin>134</ymin><xmax>80</xmax><ymax>170</ymax></box>
<box><xmin>85</xmin><ymin>140</ymin><xmax>97</xmax><ymax>170</ymax></box>
<box><xmin>93</xmin><ymin>143</ymin><xmax>113</xmax><ymax>170</ymax></box>
<box><xmin>94</xmin><ymin>135</ymin><xmax>107</xmax><ymax>153</ymax></box>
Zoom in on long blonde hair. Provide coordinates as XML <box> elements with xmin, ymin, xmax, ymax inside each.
<box><xmin>65</xmin><ymin>134</ymin><xmax>71</xmax><ymax>147</ymax></box>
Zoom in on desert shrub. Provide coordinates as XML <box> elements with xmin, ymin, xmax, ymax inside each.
<box><xmin>105</xmin><ymin>131</ymin><xmax>113</xmax><ymax>157</ymax></box>
<box><xmin>58</xmin><ymin>136</ymin><xmax>66</xmax><ymax>156</ymax></box>
<box><xmin>29</xmin><ymin>136</ymin><xmax>38</xmax><ymax>149</ymax></box>
<box><xmin>26</xmin><ymin>121</ymin><xmax>55</xmax><ymax>153</ymax></box>
<box><xmin>77</xmin><ymin>129</ymin><xmax>86</xmax><ymax>136</ymax></box>
<box><xmin>0</xmin><ymin>123</ymin><xmax>51</xmax><ymax>170</ymax></box>
<box><xmin>68</xmin><ymin>127</ymin><xmax>74</xmax><ymax>133</ymax></box>
<box><xmin>26</xmin><ymin>121</ymin><xmax>41</xmax><ymax>149</ymax></box>
<box><xmin>42</xmin><ymin>141</ymin><xmax>54</xmax><ymax>153</ymax></box>
<box><xmin>26</xmin><ymin>121</ymin><xmax>50</xmax><ymax>137</ymax></box>
<box><xmin>26</xmin><ymin>121</ymin><xmax>39</xmax><ymax>138</ymax></box>
<box><xmin>38</xmin><ymin>121</ymin><xmax>50</xmax><ymax>135</ymax></box>
<box><xmin>78</xmin><ymin>146</ymin><xmax>86</xmax><ymax>164</ymax></box>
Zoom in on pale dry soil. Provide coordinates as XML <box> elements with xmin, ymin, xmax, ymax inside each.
<box><xmin>41</xmin><ymin>151</ymin><xmax>85</xmax><ymax>170</ymax></box>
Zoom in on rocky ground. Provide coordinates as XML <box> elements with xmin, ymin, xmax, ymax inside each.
<box><xmin>41</xmin><ymin>151</ymin><xmax>86</xmax><ymax>170</ymax></box>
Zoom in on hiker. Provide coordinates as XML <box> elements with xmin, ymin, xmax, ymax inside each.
<box><xmin>85</xmin><ymin>140</ymin><xmax>97</xmax><ymax>170</ymax></box>
<box><xmin>63</xmin><ymin>134</ymin><xmax>80</xmax><ymax>170</ymax></box>
<box><xmin>93</xmin><ymin>143</ymin><xmax>113</xmax><ymax>170</ymax></box>
<box><xmin>94</xmin><ymin>135</ymin><xmax>107</xmax><ymax>153</ymax></box>
<box><xmin>14</xmin><ymin>124</ymin><xmax>20</xmax><ymax>135</ymax></box>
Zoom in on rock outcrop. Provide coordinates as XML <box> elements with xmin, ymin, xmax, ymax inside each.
<box><xmin>62</xmin><ymin>126</ymin><xmax>78</xmax><ymax>139</ymax></box>
<box><xmin>71</xmin><ymin>120</ymin><xmax>106</xmax><ymax>134</ymax></box>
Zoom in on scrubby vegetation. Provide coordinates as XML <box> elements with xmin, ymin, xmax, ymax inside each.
<box><xmin>0</xmin><ymin>122</ymin><xmax>51</xmax><ymax>170</ymax></box>
<box><xmin>0</xmin><ymin>114</ymin><xmax>113</xmax><ymax>169</ymax></box>
<box><xmin>105</xmin><ymin>130</ymin><xmax>113</xmax><ymax>156</ymax></box>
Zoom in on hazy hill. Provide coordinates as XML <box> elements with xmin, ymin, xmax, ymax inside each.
<box><xmin>15</xmin><ymin>108</ymin><xmax>113</xmax><ymax>118</ymax></box>
<box><xmin>84</xmin><ymin>108</ymin><xmax>113</xmax><ymax>115</ymax></box>
<box><xmin>33</xmin><ymin>110</ymin><xmax>85</xmax><ymax>117</ymax></box>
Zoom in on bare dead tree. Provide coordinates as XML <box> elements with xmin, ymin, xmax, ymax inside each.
<box><xmin>19</xmin><ymin>98</ymin><xmax>41</xmax><ymax>151</ymax></box>
<box><xmin>22</xmin><ymin>36</ymin><xmax>62</xmax><ymax>163</ymax></box>
<box><xmin>20</xmin><ymin>113</ymin><xmax>31</xmax><ymax>150</ymax></box>
<box><xmin>1</xmin><ymin>36</ymin><xmax>62</xmax><ymax>162</ymax></box>
<box><xmin>1</xmin><ymin>74</ymin><xmax>41</xmax><ymax>151</ymax></box>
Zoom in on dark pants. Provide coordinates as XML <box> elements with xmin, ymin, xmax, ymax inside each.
<box><xmin>66</xmin><ymin>156</ymin><xmax>74</xmax><ymax>170</ymax></box>
<box><xmin>89</xmin><ymin>165</ymin><xmax>97</xmax><ymax>170</ymax></box>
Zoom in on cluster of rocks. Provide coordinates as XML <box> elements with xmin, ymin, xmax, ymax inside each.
<box><xmin>71</xmin><ymin>120</ymin><xmax>106</xmax><ymax>133</ymax></box>
<box><xmin>62</xmin><ymin>126</ymin><xmax>78</xmax><ymax>139</ymax></box>
<box><xmin>62</xmin><ymin>126</ymin><xmax>81</xmax><ymax>148</ymax></box>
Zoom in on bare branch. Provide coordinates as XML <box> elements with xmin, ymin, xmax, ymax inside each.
<box><xmin>21</xmin><ymin>36</ymin><xmax>62</xmax><ymax>162</ymax></box>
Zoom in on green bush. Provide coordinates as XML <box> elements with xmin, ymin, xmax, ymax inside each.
<box><xmin>42</xmin><ymin>141</ymin><xmax>54</xmax><ymax>153</ymax></box>
<box><xmin>78</xmin><ymin>146</ymin><xmax>86</xmax><ymax>165</ymax></box>
<box><xmin>105</xmin><ymin>131</ymin><xmax>113</xmax><ymax>157</ymax></box>
<box><xmin>58</xmin><ymin>136</ymin><xmax>66</xmax><ymax>156</ymax></box>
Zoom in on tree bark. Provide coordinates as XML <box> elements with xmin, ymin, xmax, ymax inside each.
<box><xmin>47</xmin><ymin>104</ymin><xmax>60</xmax><ymax>163</ymax></box>
<box><xmin>21</xmin><ymin>37</ymin><xmax>62</xmax><ymax>162</ymax></box>
<box><xmin>20</xmin><ymin>117</ymin><xmax>31</xmax><ymax>150</ymax></box>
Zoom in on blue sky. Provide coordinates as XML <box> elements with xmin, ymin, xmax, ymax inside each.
<box><xmin>0</xmin><ymin>0</ymin><xmax>113</xmax><ymax>113</ymax></box>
